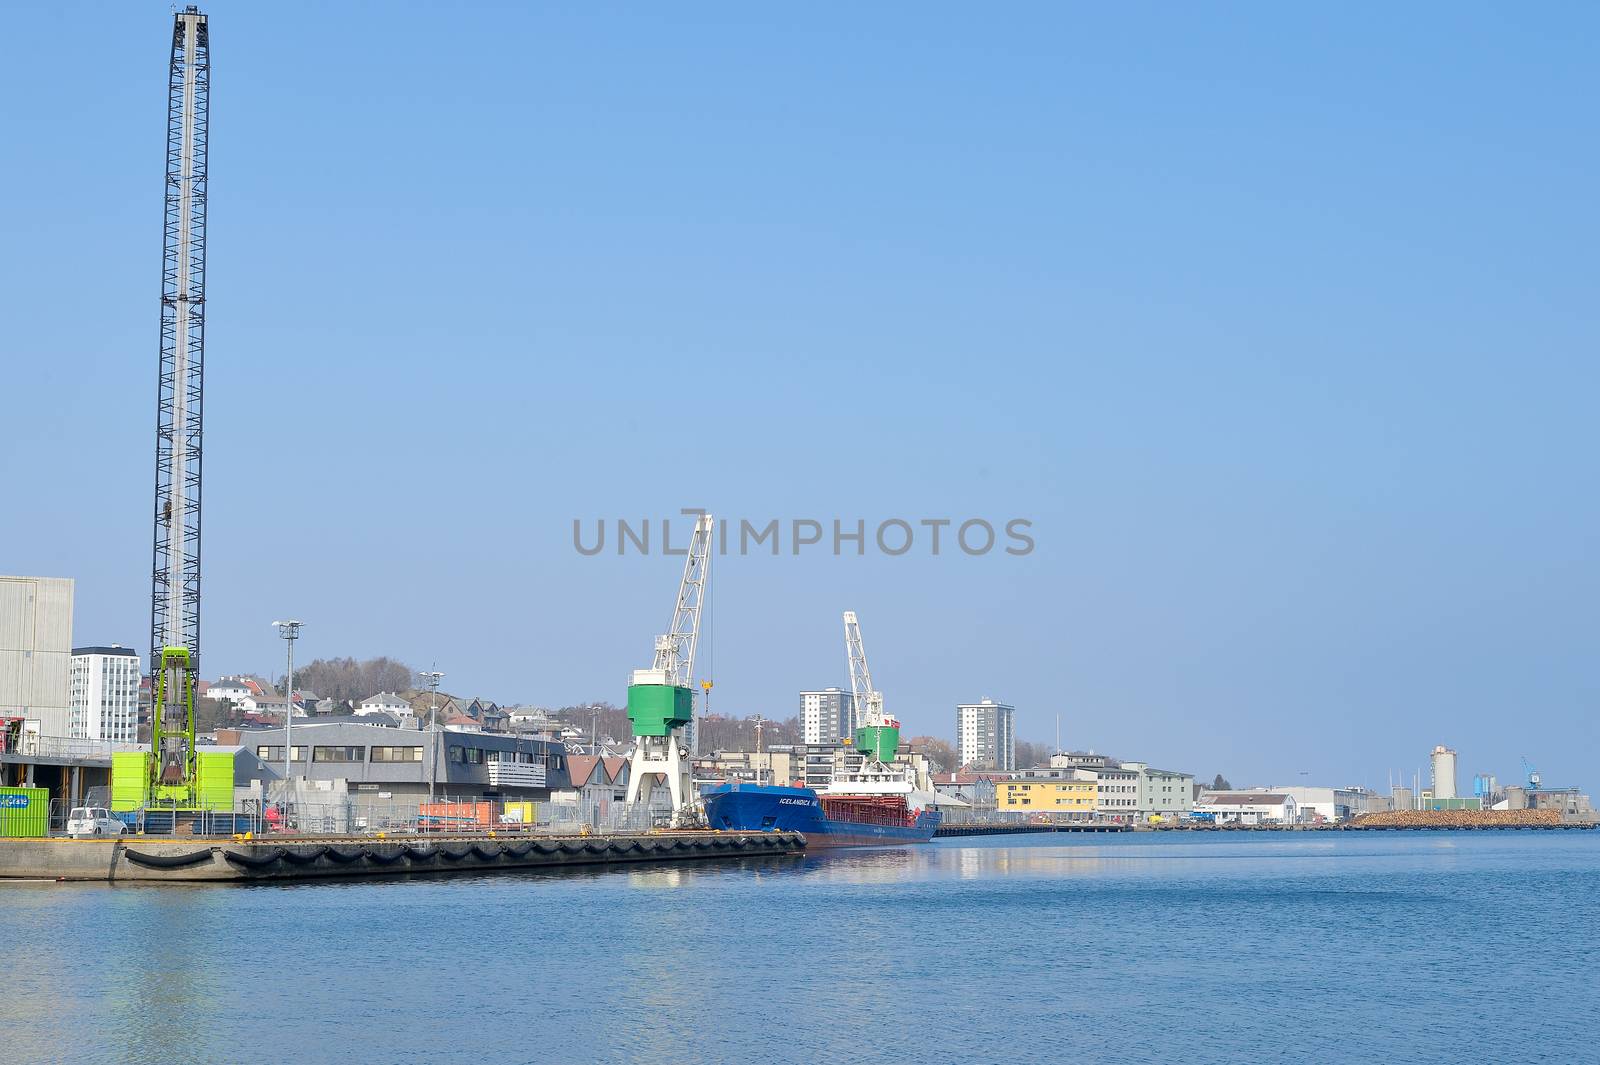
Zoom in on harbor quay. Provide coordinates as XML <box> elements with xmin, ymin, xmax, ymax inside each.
<box><xmin>0</xmin><ymin>829</ymin><xmax>806</xmax><ymax>883</ymax></box>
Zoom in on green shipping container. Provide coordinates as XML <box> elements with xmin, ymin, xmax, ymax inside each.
<box><xmin>0</xmin><ymin>787</ymin><xmax>50</xmax><ymax>838</ymax></box>
<box><xmin>112</xmin><ymin>751</ymin><xmax>151</xmax><ymax>812</ymax></box>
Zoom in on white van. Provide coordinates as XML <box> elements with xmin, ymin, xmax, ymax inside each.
<box><xmin>66</xmin><ymin>807</ymin><xmax>126</xmax><ymax>838</ymax></box>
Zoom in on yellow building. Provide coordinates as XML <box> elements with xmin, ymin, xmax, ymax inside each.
<box><xmin>996</xmin><ymin>779</ymin><xmax>1097</xmax><ymax>816</ymax></box>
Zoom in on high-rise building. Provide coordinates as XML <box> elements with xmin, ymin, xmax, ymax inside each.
<box><xmin>0</xmin><ymin>575</ymin><xmax>74</xmax><ymax>737</ymax></box>
<box><xmin>799</xmin><ymin>688</ymin><xmax>855</xmax><ymax>744</ymax></box>
<box><xmin>69</xmin><ymin>645</ymin><xmax>141</xmax><ymax>742</ymax></box>
<box><xmin>956</xmin><ymin>699</ymin><xmax>1015</xmax><ymax>771</ymax></box>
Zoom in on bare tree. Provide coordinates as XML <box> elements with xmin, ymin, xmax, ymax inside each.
<box><xmin>909</xmin><ymin>735</ymin><xmax>957</xmax><ymax>772</ymax></box>
<box><xmin>1014</xmin><ymin>739</ymin><xmax>1052</xmax><ymax>770</ymax></box>
<box><xmin>282</xmin><ymin>655</ymin><xmax>416</xmax><ymax>704</ymax></box>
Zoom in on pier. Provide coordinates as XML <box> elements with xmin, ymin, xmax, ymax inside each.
<box><xmin>935</xmin><ymin>822</ymin><xmax>1130</xmax><ymax>837</ymax></box>
<box><xmin>0</xmin><ymin>830</ymin><xmax>806</xmax><ymax>883</ymax></box>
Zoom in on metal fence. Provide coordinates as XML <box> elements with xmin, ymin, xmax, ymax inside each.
<box><xmin>51</xmin><ymin>793</ymin><xmax>660</xmax><ymax>838</ymax></box>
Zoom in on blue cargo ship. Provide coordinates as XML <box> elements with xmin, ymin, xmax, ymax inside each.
<box><xmin>702</xmin><ymin>782</ymin><xmax>942</xmax><ymax>847</ymax></box>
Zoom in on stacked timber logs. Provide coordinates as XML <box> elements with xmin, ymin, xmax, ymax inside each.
<box><xmin>1354</xmin><ymin>808</ymin><xmax>1561</xmax><ymax>828</ymax></box>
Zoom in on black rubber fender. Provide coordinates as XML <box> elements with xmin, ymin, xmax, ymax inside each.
<box><xmin>439</xmin><ymin>846</ymin><xmax>475</xmax><ymax>861</ymax></box>
<box><xmin>126</xmin><ymin>848</ymin><xmax>215</xmax><ymax>869</ymax></box>
<box><xmin>611</xmin><ymin>840</ymin><xmax>641</xmax><ymax>854</ymax></box>
<box><xmin>584</xmin><ymin>841</ymin><xmax>612</xmax><ymax>855</ymax></box>
<box><xmin>324</xmin><ymin>847</ymin><xmax>364</xmax><ymax>864</ymax></box>
<box><xmin>503</xmin><ymin>842</ymin><xmax>536</xmax><ymax>859</ymax></box>
<box><xmin>279</xmin><ymin>846</ymin><xmax>328</xmax><ymax>866</ymax></box>
<box><xmin>534</xmin><ymin>841</ymin><xmax>563</xmax><ymax>855</ymax></box>
<box><xmin>403</xmin><ymin>846</ymin><xmax>438</xmax><ymax>861</ymax></box>
<box><xmin>470</xmin><ymin>844</ymin><xmax>502</xmax><ymax>860</ymax></box>
<box><xmin>559</xmin><ymin>841</ymin><xmax>588</xmax><ymax>855</ymax></box>
<box><xmin>222</xmin><ymin>848</ymin><xmax>285</xmax><ymax>868</ymax></box>
<box><xmin>364</xmin><ymin>848</ymin><xmax>406</xmax><ymax>865</ymax></box>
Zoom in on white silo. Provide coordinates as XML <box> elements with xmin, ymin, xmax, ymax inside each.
<box><xmin>1431</xmin><ymin>745</ymin><xmax>1458</xmax><ymax>801</ymax></box>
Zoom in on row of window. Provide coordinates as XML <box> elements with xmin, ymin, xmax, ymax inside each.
<box><xmin>254</xmin><ymin>744</ymin><xmax>561</xmax><ymax>767</ymax></box>
<box><xmin>257</xmin><ymin>745</ymin><xmax>423</xmax><ymax>764</ymax></box>
<box><xmin>446</xmin><ymin>747</ymin><xmax>551</xmax><ymax>766</ymax></box>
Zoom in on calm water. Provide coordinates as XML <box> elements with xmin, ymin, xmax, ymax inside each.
<box><xmin>2</xmin><ymin>832</ymin><xmax>1596</xmax><ymax>1064</ymax></box>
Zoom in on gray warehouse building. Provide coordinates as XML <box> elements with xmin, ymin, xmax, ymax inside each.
<box><xmin>223</xmin><ymin>720</ymin><xmax>578</xmax><ymax>804</ymax></box>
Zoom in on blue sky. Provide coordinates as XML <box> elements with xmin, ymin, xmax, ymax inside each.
<box><xmin>2</xmin><ymin>3</ymin><xmax>1596</xmax><ymax>790</ymax></box>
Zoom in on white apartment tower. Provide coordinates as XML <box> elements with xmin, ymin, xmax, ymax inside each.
<box><xmin>956</xmin><ymin>698</ymin><xmax>1016</xmax><ymax>771</ymax></box>
<box><xmin>799</xmin><ymin>688</ymin><xmax>855</xmax><ymax>744</ymax></box>
<box><xmin>69</xmin><ymin>645</ymin><xmax>140</xmax><ymax>742</ymax></box>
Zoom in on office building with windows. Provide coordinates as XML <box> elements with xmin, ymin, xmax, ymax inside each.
<box><xmin>956</xmin><ymin>698</ymin><xmax>1015</xmax><ymax>771</ymax></box>
<box><xmin>799</xmin><ymin>687</ymin><xmax>856</xmax><ymax>744</ymax></box>
<box><xmin>69</xmin><ymin>645</ymin><xmax>140</xmax><ymax>742</ymax></box>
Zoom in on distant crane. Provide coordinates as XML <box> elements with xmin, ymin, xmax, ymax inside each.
<box><xmin>624</xmin><ymin>513</ymin><xmax>713</xmax><ymax>825</ymax></box>
<box><xmin>842</xmin><ymin>611</ymin><xmax>901</xmax><ymax>765</ymax></box>
<box><xmin>1521</xmin><ymin>756</ymin><xmax>1542</xmax><ymax>791</ymax></box>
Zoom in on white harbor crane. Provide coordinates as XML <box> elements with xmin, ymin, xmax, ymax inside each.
<box><xmin>843</xmin><ymin>610</ymin><xmax>883</xmax><ymax>733</ymax></box>
<box><xmin>624</xmin><ymin>513</ymin><xmax>713</xmax><ymax>825</ymax></box>
<box><xmin>843</xmin><ymin>611</ymin><xmax>899</xmax><ymax>765</ymax></box>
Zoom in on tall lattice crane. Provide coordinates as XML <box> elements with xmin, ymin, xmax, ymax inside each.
<box><xmin>148</xmin><ymin>7</ymin><xmax>209</xmax><ymax>798</ymax></box>
<box><xmin>842</xmin><ymin>611</ymin><xmax>901</xmax><ymax>765</ymax></box>
<box><xmin>624</xmin><ymin>513</ymin><xmax>713</xmax><ymax>824</ymax></box>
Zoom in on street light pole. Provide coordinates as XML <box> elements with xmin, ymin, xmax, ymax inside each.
<box><xmin>272</xmin><ymin>621</ymin><xmax>302</xmax><ymax>796</ymax></box>
<box><xmin>752</xmin><ymin>714</ymin><xmax>766</xmax><ymax>786</ymax></box>
<box><xmin>419</xmin><ymin>669</ymin><xmax>444</xmax><ymax>805</ymax></box>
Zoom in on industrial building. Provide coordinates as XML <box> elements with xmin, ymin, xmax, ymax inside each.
<box><xmin>226</xmin><ymin>721</ymin><xmax>569</xmax><ymax>807</ymax></box>
<box><xmin>799</xmin><ymin>688</ymin><xmax>855</xmax><ymax>744</ymax></box>
<box><xmin>0</xmin><ymin>576</ymin><xmax>75</xmax><ymax>739</ymax></box>
<box><xmin>995</xmin><ymin>778</ymin><xmax>1097</xmax><ymax>817</ymax></box>
<box><xmin>956</xmin><ymin>698</ymin><xmax>1015</xmax><ymax>771</ymax></box>
<box><xmin>1123</xmin><ymin>762</ymin><xmax>1195</xmax><ymax>821</ymax></box>
<box><xmin>1194</xmin><ymin>792</ymin><xmax>1299</xmax><ymax>825</ymax></box>
<box><xmin>1092</xmin><ymin>763</ymin><xmax>1140</xmax><ymax>819</ymax></box>
<box><xmin>68</xmin><ymin>646</ymin><xmax>140</xmax><ymax>742</ymax></box>
<box><xmin>1244</xmin><ymin>786</ymin><xmax>1363</xmax><ymax>823</ymax></box>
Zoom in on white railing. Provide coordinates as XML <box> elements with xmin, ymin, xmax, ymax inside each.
<box><xmin>486</xmin><ymin>761</ymin><xmax>548</xmax><ymax>787</ymax></box>
<box><xmin>18</xmin><ymin>736</ymin><xmax>144</xmax><ymax>761</ymax></box>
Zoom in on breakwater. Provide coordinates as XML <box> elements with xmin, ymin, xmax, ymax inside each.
<box><xmin>0</xmin><ymin>830</ymin><xmax>806</xmax><ymax>883</ymax></box>
<box><xmin>1351</xmin><ymin>808</ymin><xmax>1575</xmax><ymax>829</ymax></box>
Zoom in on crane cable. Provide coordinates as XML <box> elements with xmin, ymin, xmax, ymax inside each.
<box><xmin>702</xmin><ymin>535</ymin><xmax>714</xmax><ymax>721</ymax></box>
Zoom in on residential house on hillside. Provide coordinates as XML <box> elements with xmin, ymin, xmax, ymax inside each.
<box><xmin>238</xmin><ymin>688</ymin><xmax>293</xmax><ymax>719</ymax></box>
<box><xmin>404</xmin><ymin>689</ymin><xmax>464</xmax><ymax>725</ymax></box>
<box><xmin>358</xmin><ymin>692</ymin><xmax>411</xmax><ymax>716</ymax></box>
<box><xmin>208</xmin><ymin>676</ymin><xmax>266</xmax><ymax>704</ymax></box>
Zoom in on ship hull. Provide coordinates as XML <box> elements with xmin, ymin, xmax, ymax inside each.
<box><xmin>702</xmin><ymin>783</ymin><xmax>941</xmax><ymax>847</ymax></box>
